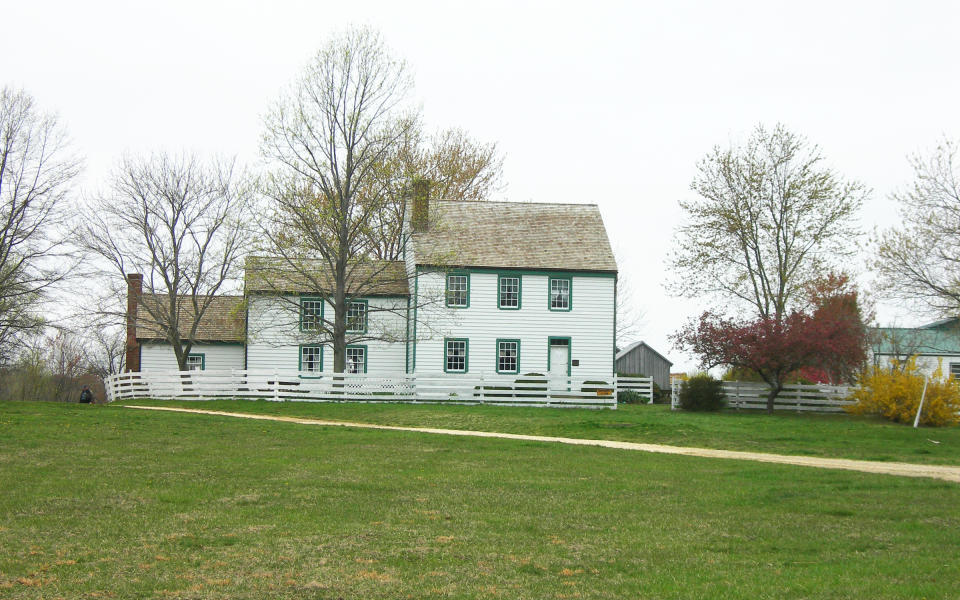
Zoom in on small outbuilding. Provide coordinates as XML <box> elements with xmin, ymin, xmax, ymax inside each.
<box><xmin>615</xmin><ymin>341</ymin><xmax>673</xmax><ymax>389</ymax></box>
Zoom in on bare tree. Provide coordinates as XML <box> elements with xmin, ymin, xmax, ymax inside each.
<box><xmin>259</xmin><ymin>26</ymin><xmax>421</xmax><ymax>373</ymax></box>
<box><xmin>670</xmin><ymin>124</ymin><xmax>866</xmax><ymax>322</ymax></box>
<box><xmin>80</xmin><ymin>153</ymin><xmax>251</xmax><ymax>370</ymax></box>
<box><xmin>86</xmin><ymin>324</ymin><xmax>126</xmax><ymax>377</ymax></box>
<box><xmin>363</xmin><ymin>122</ymin><xmax>504</xmax><ymax>260</ymax></box>
<box><xmin>0</xmin><ymin>87</ymin><xmax>82</xmax><ymax>362</ymax></box>
<box><xmin>615</xmin><ymin>271</ymin><xmax>646</xmax><ymax>348</ymax></box>
<box><xmin>874</xmin><ymin>138</ymin><xmax>960</xmax><ymax>316</ymax></box>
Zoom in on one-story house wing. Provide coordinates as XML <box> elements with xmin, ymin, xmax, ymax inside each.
<box><xmin>126</xmin><ymin>275</ymin><xmax>246</xmax><ymax>372</ymax></box>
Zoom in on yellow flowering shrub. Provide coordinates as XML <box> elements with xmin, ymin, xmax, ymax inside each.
<box><xmin>846</xmin><ymin>358</ymin><xmax>960</xmax><ymax>427</ymax></box>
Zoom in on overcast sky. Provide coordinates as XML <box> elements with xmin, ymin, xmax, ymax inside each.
<box><xmin>3</xmin><ymin>0</ymin><xmax>959</xmax><ymax>371</ymax></box>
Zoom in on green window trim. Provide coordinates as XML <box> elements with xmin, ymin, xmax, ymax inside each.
<box><xmin>547</xmin><ymin>337</ymin><xmax>572</xmax><ymax>376</ymax></box>
<box><xmin>298</xmin><ymin>344</ymin><xmax>323</xmax><ymax>376</ymax></box>
<box><xmin>186</xmin><ymin>353</ymin><xmax>205</xmax><ymax>371</ymax></box>
<box><xmin>497</xmin><ymin>274</ymin><xmax>522</xmax><ymax>310</ymax></box>
<box><xmin>445</xmin><ymin>272</ymin><xmax>470</xmax><ymax>308</ymax></box>
<box><xmin>346</xmin><ymin>344</ymin><xmax>368</xmax><ymax>374</ymax></box>
<box><xmin>299</xmin><ymin>296</ymin><xmax>325</xmax><ymax>332</ymax></box>
<box><xmin>346</xmin><ymin>299</ymin><xmax>369</xmax><ymax>333</ymax></box>
<box><xmin>548</xmin><ymin>276</ymin><xmax>573</xmax><ymax>311</ymax></box>
<box><xmin>495</xmin><ymin>338</ymin><xmax>521</xmax><ymax>374</ymax></box>
<box><xmin>444</xmin><ymin>337</ymin><xmax>469</xmax><ymax>373</ymax></box>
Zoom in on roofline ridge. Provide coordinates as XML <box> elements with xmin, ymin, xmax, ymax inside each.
<box><xmin>434</xmin><ymin>199</ymin><xmax>600</xmax><ymax>208</ymax></box>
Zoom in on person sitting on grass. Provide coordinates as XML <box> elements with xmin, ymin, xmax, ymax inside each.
<box><xmin>79</xmin><ymin>385</ymin><xmax>94</xmax><ymax>404</ymax></box>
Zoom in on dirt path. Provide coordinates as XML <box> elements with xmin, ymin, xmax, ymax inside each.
<box><xmin>126</xmin><ymin>405</ymin><xmax>960</xmax><ymax>484</ymax></box>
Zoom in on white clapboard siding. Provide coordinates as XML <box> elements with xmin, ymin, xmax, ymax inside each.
<box><xmin>670</xmin><ymin>380</ymin><xmax>854</xmax><ymax>413</ymax></box>
<box><xmin>105</xmin><ymin>370</ymin><xmax>653</xmax><ymax>408</ymax></box>
<box><xmin>413</xmin><ymin>271</ymin><xmax>615</xmax><ymax>379</ymax></box>
<box><xmin>246</xmin><ymin>295</ymin><xmax>407</xmax><ymax>374</ymax></box>
<box><xmin>140</xmin><ymin>343</ymin><xmax>244</xmax><ymax>371</ymax></box>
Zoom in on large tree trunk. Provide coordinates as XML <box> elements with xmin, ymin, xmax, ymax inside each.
<box><xmin>765</xmin><ymin>383</ymin><xmax>783</xmax><ymax>414</ymax></box>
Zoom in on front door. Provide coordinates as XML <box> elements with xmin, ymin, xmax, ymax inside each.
<box><xmin>549</xmin><ymin>338</ymin><xmax>569</xmax><ymax>389</ymax></box>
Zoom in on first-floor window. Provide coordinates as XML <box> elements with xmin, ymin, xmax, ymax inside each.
<box><xmin>950</xmin><ymin>362</ymin><xmax>960</xmax><ymax>378</ymax></box>
<box><xmin>186</xmin><ymin>354</ymin><xmax>204</xmax><ymax>371</ymax></box>
<box><xmin>445</xmin><ymin>338</ymin><xmax>468</xmax><ymax>372</ymax></box>
<box><xmin>346</xmin><ymin>346</ymin><xmax>367</xmax><ymax>374</ymax></box>
<box><xmin>497</xmin><ymin>340</ymin><xmax>519</xmax><ymax>374</ymax></box>
<box><xmin>301</xmin><ymin>346</ymin><xmax>322</xmax><ymax>373</ymax></box>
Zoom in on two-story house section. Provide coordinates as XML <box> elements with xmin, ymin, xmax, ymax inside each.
<box><xmin>243</xmin><ymin>257</ymin><xmax>410</xmax><ymax>375</ymax></box>
<box><xmin>405</xmin><ymin>197</ymin><xmax>618</xmax><ymax>381</ymax></box>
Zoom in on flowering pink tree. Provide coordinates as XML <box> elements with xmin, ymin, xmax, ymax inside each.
<box><xmin>673</xmin><ymin>279</ymin><xmax>868</xmax><ymax>412</ymax></box>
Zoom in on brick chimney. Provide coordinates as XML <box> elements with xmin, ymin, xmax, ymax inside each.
<box><xmin>410</xmin><ymin>178</ymin><xmax>430</xmax><ymax>233</ymax></box>
<box><xmin>125</xmin><ymin>273</ymin><xmax>142</xmax><ymax>372</ymax></box>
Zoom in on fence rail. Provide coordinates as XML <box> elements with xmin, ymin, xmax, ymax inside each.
<box><xmin>670</xmin><ymin>380</ymin><xmax>854</xmax><ymax>412</ymax></box>
<box><xmin>105</xmin><ymin>370</ymin><xmax>654</xmax><ymax>408</ymax></box>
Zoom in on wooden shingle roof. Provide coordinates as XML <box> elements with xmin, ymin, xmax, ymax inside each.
<box><xmin>412</xmin><ymin>200</ymin><xmax>617</xmax><ymax>272</ymax></box>
<box><xmin>244</xmin><ymin>256</ymin><xmax>409</xmax><ymax>296</ymax></box>
<box><xmin>136</xmin><ymin>294</ymin><xmax>245</xmax><ymax>342</ymax></box>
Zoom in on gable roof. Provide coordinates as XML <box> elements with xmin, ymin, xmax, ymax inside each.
<box><xmin>411</xmin><ymin>200</ymin><xmax>617</xmax><ymax>272</ymax></box>
<box><xmin>136</xmin><ymin>294</ymin><xmax>245</xmax><ymax>343</ymax></box>
<box><xmin>615</xmin><ymin>341</ymin><xmax>673</xmax><ymax>365</ymax></box>
<box><xmin>244</xmin><ymin>256</ymin><xmax>409</xmax><ymax>296</ymax></box>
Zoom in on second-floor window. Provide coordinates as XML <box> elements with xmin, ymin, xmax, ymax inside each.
<box><xmin>549</xmin><ymin>277</ymin><xmax>571</xmax><ymax>311</ymax></box>
<box><xmin>446</xmin><ymin>274</ymin><xmax>469</xmax><ymax>308</ymax></box>
<box><xmin>300</xmin><ymin>297</ymin><xmax>323</xmax><ymax>331</ymax></box>
<box><xmin>499</xmin><ymin>276</ymin><xmax>520</xmax><ymax>309</ymax></box>
<box><xmin>347</xmin><ymin>300</ymin><xmax>367</xmax><ymax>333</ymax></box>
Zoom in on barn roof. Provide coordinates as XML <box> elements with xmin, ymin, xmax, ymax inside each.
<box><xmin>412</xmin><ymin>200</ymin><xmax>617</xmax><ymax>272</ymax></box>
<box><xmin>136</xmin><ymin>294</ymin><xmax>245</xmax><ymax>343</ymax></box>
<box><xmin>244</xmin><ymin>256</ymin><xmax>409</xmax><ymax>296</ymax></box>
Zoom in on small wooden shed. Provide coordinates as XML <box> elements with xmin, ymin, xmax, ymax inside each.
<box><xmin>615</xmin><ymin>341</ymin><xmax>673</xmax><ymax>389</ymax></box>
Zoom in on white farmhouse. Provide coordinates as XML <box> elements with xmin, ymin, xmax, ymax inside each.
<box><xmin>405</xmin><ymin>197</ymin><xmax>617</xmax><ymax>381</ymax></box>
<box><xmin>125</xmin><ymin>194</ymin><xmax>618</xmax><ymax>381</ymax></box>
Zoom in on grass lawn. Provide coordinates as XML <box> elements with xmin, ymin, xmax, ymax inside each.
<box><xmin>2</xmin><ymin>402</ymin><xmax>959</xmax><ymax>599</ymax></box>
<box><xmin>119</xmin><ymin>398</ymin><xmax>960</xmax><ymax>466</ymax></box>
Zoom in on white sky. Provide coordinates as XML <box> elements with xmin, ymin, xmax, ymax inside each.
<box><xmin>3</xmin><ymin>0</ymin><xmax>959</xmax><ymax>371</ymax></box>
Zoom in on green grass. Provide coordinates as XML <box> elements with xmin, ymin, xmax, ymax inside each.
<box><xmin>2</xmin><ymin>401</ymin><xmax>959</xmax><ymax>599</ymax></box>
<box><xmin>119</xmin><ymin>398</ymin><xmax>960</xmax><ymax>465</ymax></box>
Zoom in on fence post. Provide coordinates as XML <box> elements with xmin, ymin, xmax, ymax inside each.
<box><xmin>478</xmin><ymin>372</ymin><xmax>485</xmax><ymax>403</ymax></box>
<box><xmin>273</xmin><ymin>370</ymin><xmax>280</xmax><ymax>402</ymax></box>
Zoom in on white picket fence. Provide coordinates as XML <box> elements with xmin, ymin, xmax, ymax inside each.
<box><xmin>104</xmin><ymin>370</ymin><xmax>654</xmax><ymax>409</ymax></box>
<box><xmin>670</xmin><ymin>380</ymin><xmax>854</xmax><ymax>413</ymax></box>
